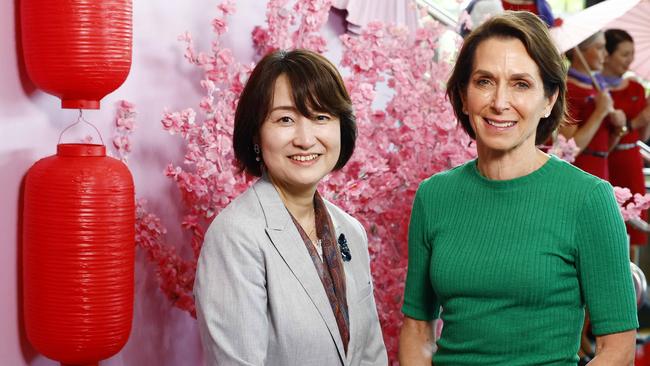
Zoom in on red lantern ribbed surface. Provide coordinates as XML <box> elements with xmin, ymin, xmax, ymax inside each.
<box><xmin>21</xmin><ymin>0</ymin><xmax>132</xmax><ymax>109</ymax></box>
<box><xmin>23</xmin><ymin>144</ymin><xmax>135</xmax><ymax>365</ymax></box>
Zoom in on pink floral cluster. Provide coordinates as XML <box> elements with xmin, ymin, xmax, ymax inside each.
<box><xmin>110</xmin><ymin>101</ymin><xmax>204</xmax><ymax>315</ymax></box>
<box><xmin>327</xmin><ymin>19</ymin><xmax>475</xmax><ymax>359</ymax></box>
<box><xmin>157</xmin><ymin>0</ymin><xmax>253</xmax><ymax>314</ymax></box>
<box><xmin>252</xmin><ymin>0</ymin><xmax>332</xmax><ymax>54</ymax></box>
<box><xmin>112</xmin><ymin>100</ymin><xmax>136</xmax><ymax>162</ymax></box>
<box><xmin>547</xmin><ymin>134</ymin><xmax>579</xmax><ymax>163</ymax></box>
<box><xmin>135</xmin><ymin>199</ymin><xmax>198</xmax><ymax>315</ymax></box>
<box><xmin>614</xmin><ymin>186</ymin><xmax>650</xmax><ymax>222</ymax></box>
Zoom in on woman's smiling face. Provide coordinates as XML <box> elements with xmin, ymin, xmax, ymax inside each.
<box><xmin>582</xmin><ymin>32</ymin><xmax>608</xmax><ymax>71</ymax></box>
<box><xmin>259</xmin><ymin>74</ymin><xmax>341</xmax><ymax>192</ymax></box>
<box><xmin>604</xmin><ymin>40</ymin><xmax>635</xmax><ymax>77</ymax></box>
<box><xmin>462</xmin><ymin>37</ymin><xmax>557</xmax><ymax>155</ymax></box>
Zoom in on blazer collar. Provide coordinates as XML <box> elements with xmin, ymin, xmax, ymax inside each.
<box><xmin>252</xmin><ymin>175</ymin><xmax>292</xmax><ymax>230</ymax></box>
<box><xmin>252</xmin><ymin>176</ymin><xmax>348</xmax><ymax>365</ymax></box>
<box><xmin>253</xmin><ymin>175</ymin><xmax>345</xmax><ymax>232</ymax></box>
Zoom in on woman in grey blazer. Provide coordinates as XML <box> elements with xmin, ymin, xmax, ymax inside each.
<box><xmin>194</xmin><ymin>49</ymin><xmax>388</xmax><ymax>366</ymax></box>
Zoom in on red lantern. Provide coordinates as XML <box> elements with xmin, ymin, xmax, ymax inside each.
<box><xmin>21</xmin><ymin>0</ymin><xmax>133</xmax><ymax>109</ymax></box>
<box><xmin>23</xmin><ymin>144</ymin><xmax>135</xmax><ymax>366</ymax></box>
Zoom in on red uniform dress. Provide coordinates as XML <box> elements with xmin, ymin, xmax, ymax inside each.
<box><xmin>501</xmin><ymin>1</ymin><xmax>537</xmax><ymax>13</ymax></box>
<box><xmin>608</xmin><ymin>79</ymin><xmax>648</xmax><ymax>245</ymax></box>
<box><xmin>567</xmin><ymin>80</ymin><xmax>612</xmax><ymax>179</ymax></box>
<box><xmin>501</xmin><ymin>0</ymin><xmax>560</xmax><ymax>27</ymax></box>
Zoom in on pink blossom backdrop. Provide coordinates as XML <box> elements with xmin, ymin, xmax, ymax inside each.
<box><xmin>112</xmin><ymin>0</ymin><xmax>475</xmax><ymax>362</ymax></box>
<box><xmin>109</xmin><ymin>0</ymin><xmax>650</xmax><ymax>364</ymax></box>
<box><xmin>4</xmin><ymin>0</ymin><xmax>648</xmax><ymax>364</ymax></box>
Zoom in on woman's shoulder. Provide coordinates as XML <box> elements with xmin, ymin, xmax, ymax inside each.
<box><xmin>623</xmin><ymin>77</ymin><xmax>646</xmax><ymax>94</ymax></box>
<box><xmin>408</xmin><ymin>160</ymin><xmax>476</xmax><ymax>209</ymax></box>
<box><xmin>549</xmin><ymin>155</ymin><xmax>608</xmax><ymax>190</ymax></box>
<box><xmin>207</xmin><ymin>184</ymin><xmax>264</xmax><ymax>235</ymax></box>
<box><xmin>419</xmin><ymin>159</ymin><xmax>475</xmax><ymax>191</ymax></box>
<box><xmin>322</xmin><ymin>199</ymin><xmax>364</xmax><ymax>234</ymax></box>
<box><xmin>566</xmin><ymin>78</ymin><xmax>595</xmax><ymax>96</ymax></box>
<box><xmin>198</xmin><ymin>185</ymin><xmax>268</xmax><ymax>275</ymax></box>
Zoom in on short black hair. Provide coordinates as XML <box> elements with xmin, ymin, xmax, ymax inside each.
<box><xmin>233</xmin><ymin>49</ymin><xmax>356</xmax><ymax>177</ymax></box>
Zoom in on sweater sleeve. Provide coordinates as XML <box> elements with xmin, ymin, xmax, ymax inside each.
<box><xmin>575</xmin><ymin>180</ymin><xmax>639</xmax><ymax>335</ymax></box>
<box><xmin>402</xmin><ymin>184</ymin><xmax>440</xmax><ymax>320</ymax></box>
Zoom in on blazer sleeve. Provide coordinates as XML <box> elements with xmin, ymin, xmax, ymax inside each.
<box><xmin>194</xmin><ymin>214</ymin><xmax>269</xmax><ymax>366</ymax></box>
<box><xmin>356</xmin><ymin>219</ymin><xmax>389</xmax><ymax>366</ymax></box>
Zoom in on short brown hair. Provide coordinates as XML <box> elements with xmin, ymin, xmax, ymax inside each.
<box><xmin>446</xmin><ymin>11</ymin><xmax>567</xmax><ymax>145</ymax></box>
<box><xmin>233</xmin><ymin>49</ymin><xmax>356</xmax><ymax>177</ymax></box>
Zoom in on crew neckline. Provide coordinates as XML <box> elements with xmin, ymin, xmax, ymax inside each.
<box><xmin>470</xmin><ymin>154</ymin><xmax>558</xmax><ymax>190</ymax></box>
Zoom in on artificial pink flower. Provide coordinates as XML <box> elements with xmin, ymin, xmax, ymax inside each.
<box><xmin>112</xmin><ymin>136</ymin><xmax>131</xmax><ymax>153</ymax></box>
<box><xmin>217</xmin><ymin>0</ymin><xmax>236</xmax><ymax>15</ymax></box>
<box><xmin>212</xmin><ymin>18</ymin><xmax>228</xmax><ymax>35</ymax></box>
<box><xmin>116</xmin><ymin>117</ymin><xmax>135</xmax><ymax>131</ymax></box>
<box><xmin>548</xmin><ymin>135</ymin><xmax>579</xmax><ymax>163</ymax></box>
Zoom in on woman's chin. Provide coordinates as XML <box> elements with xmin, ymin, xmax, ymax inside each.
<box><xmin>268</xmin><ymin>171</ymin><xmax>328</xmax><ymax>192</ymax></box>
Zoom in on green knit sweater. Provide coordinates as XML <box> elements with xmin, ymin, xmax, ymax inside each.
<box><xmin>402</xmin><ymin>155</ymin><xmax>638</xmax><ymax>365</ymax></box>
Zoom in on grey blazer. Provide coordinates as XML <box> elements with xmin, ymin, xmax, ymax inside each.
<box><xmin>194</xmin><ymin>176</ymin><xmax>388</xmax><ymax>366</ymax></box>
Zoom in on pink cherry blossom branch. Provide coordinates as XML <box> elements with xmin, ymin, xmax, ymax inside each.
<box><xmin>614</xmin><ymin>186</ymin><xmax>650</xmax><ymax>222</ymax></box>
<box><xmin>113</xmin><ymin>1</ymin><xmax>480</xmax><ymax>363</ymax></box>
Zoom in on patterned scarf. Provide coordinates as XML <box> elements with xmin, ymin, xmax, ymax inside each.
<box><xmin>290</xmin><ymin>192</ymin><xmax>350</xmax><ymax>353</ymax></box>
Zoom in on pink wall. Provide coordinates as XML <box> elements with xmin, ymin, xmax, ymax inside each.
<box><xmin>1</xmin><ymin>1</ymin><xmax>347</xmax><ymax>365</ymax></box>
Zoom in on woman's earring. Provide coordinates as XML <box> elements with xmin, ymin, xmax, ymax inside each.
<box><xmin>254</xmin><ymin>144</ymin><xmax>261</xmax><ymax>162</ymax></box>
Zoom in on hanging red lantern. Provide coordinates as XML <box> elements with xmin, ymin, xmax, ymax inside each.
<box><xmin>23</xmin><ymin>143</ymin><xmax>135</xmax><ymax>365</ymax></box>
<box><xmin>21</xmin><ymin>0</ymin><xmax>133</xmax><ymax>109</ymax></box>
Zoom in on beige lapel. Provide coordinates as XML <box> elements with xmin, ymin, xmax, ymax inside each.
<box><xmin>253</xmin><ymin>177</ymin><xmax>347</xmax><ymax>364</ymax></box>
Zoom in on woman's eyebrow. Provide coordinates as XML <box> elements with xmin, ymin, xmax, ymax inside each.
<box><xmin>268</xmin><ymin>105</ymin><xmax>298</xmax><ymax>113</ymax></box>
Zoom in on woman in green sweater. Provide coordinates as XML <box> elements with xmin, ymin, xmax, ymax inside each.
<box><xmin>399</xmin><ymin>12</ymin><xmax>638</xmax><ymax>366</ymax></box>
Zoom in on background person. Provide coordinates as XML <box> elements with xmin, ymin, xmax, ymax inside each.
<box><xmin>602</xmin><ymin>28</ymin><xmax>650</xmax><ymax>251</ymax></box>
<box><xmin>559</xmin><ymin>31</ymin><xmax>626</xmax><ymax>180</ymax></box>
<box><xmin>461</xmin><ymin>0</ymin><xmax>557</xmax><ymax>37</ymax></box>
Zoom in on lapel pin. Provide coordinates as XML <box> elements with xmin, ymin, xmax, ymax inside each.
<box><xmin>338</xmin><ymin>233</ymin><xmax>351</xmax><ymax>262</ymax></box>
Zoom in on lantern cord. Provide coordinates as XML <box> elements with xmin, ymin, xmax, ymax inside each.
<box><xmin>58</xmin><ymin>109</ymin><xmax>106</xmax><ymax>146</ymax></box>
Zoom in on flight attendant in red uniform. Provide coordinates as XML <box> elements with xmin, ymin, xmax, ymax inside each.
<box><xmin>559</xmin><ymin>31</ymin><xmax>627</xmax><ymax>180</ymax></box>
<box><xmin>602</xmin><ymin>29</ymin><xmax>650</xmax><ymax>248</ymax></box>
<box><xmin>500</xmin><ymin>0</ymin><xmax>559</xmax><ymax>27</ymax></box>
<box><xmin>460</xmin><ymin>0</ymin><xmax>558</xmax><ymax>37</ymax></box>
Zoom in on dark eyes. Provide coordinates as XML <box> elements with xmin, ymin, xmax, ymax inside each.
<box><xmin>475</xmin><ymin>78</ymin><xmax>491</xmax><ymax>87</ymax></box>
<box><xmin>474</xmin><ymin>78</ymin><xmax>530</xmax><ymax>89</ymax></box>
<box><xmin>275</xmin><ymin>114</ymin><xmax>331</xmax><ymax>124</ymax></box>
<box><xmin>514</xmin><ymin>81</ymin><xmax>530</xmax><ymax>89</ymax></box>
